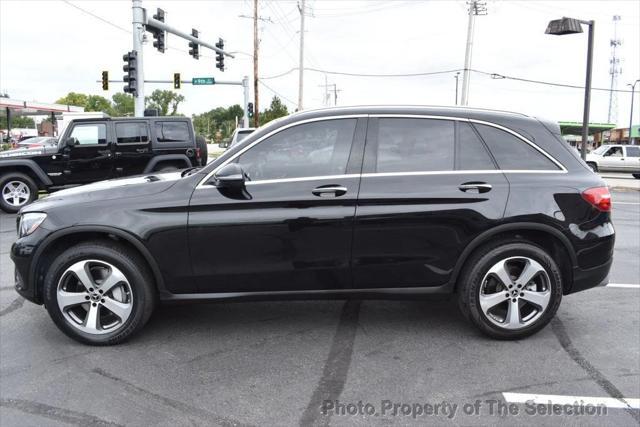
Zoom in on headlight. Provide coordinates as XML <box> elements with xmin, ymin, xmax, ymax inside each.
<box><xmin>18</xmin><ymin>213</ymin><xmax>47</xmax><ymax>237</ymax></box>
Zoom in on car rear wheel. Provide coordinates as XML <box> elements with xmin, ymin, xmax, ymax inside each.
<box><xmin>43</xmin><ymin>241</ymin><xmax>156</xmax><ymax>345</ymax></box>
<box><xmin>0</xmin><ymin>173</ymin><xmax>38</xmax><ymax>213</ymax></box>
<box><xmin>457</xmin><ymin>241</ymin><xmax>563</xmax><ymax>339</ymax></box>
<box><xmin>587</xmin><ymin>162</ymin><xmax>598</xmax><ymax>173</ymax></box>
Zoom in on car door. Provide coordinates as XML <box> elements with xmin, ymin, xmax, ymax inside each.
<box><xmin>113</xmin><ymin>121</ymin><xmax>153</xmax><ymax>176</ymax></box>
<box><xmin>623</xmin><ymin>146</ymin><xmax>640</xmax><ymax>172</ymax></box>
<box><xmin>352</xmin><ymin>116</ymin><xmax>510</xmax><ymax>289</ymax></box>
<box><xmin>64</xmin><ymin>121</ymin><xmax>114</xmax><ymax>184</ymax></box>
<box><xmin>600</xmin><ymin>146</ymin><xmax>625</xmax><ymax>171</ymax></box>
<box><xmin>188</xmin><ymin>116</ymin><xmax>367</xmax><ymax>293</ymax></box>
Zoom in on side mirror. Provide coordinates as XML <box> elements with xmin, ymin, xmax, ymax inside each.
<box><xmin>65</xmin><ymin>137</ymin><xmax>77</xmax><ymax>148</ymax></box>
<box><xmin>211</xmin><ymin>163</ymin><xmax>246</xmax><ymax>189</ymax></box>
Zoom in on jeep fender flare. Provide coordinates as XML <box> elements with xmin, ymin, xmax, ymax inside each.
<box><xmin>0</xmin><ymin>159</ymin><xmax>53</xmax><ymax>186</ymax></box>
<box><xmin>143</xmin><ymin>155</ymin><xmax>191</xmax><ymax>173</ymax></box>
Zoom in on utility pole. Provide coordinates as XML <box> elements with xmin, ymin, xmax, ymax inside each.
<box><xmin>454</xmin><ymin>72</ymin><xmax>460</xmax><ymax>105</ymax></box>
<box><xmin>253</xmin><ymin>0</ymin><xmax>260</xmax><ymax>126</ymax></box>
<box><xmin>132</xmin><ymin>0</ymin><xmax>145</xmax><ymax>117</ymax></box>
<box><xmin>297</xmin><ymin>0</ymin><xmax>306</xmax><ymax>111</ymax></box>
<box><xmin>460</xmin><ymin>1</ymin><xmax>486</xmax><ymax>106</ymax></box>
<box><xmin>607</xmin><ymin>15</ymin><xmax>622</xmax><ymax>124</ymax></box>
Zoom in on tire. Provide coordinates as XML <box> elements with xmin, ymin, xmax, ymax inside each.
<box><xmin>633</xmin><ymin>174</ymin><xmax>640</xmax><ymax>179</ymax></box>
<box><xmin>43</xmin><ymin>240</ymin><xmax>156</xmax><ymax>345</ymax></box>
<box><xmin>0</xmin><ymin>172</ymin><xmax>39</xmax><ymax>213</ymax></box>
<box><xmin>457</xmin><ymin>240</ymin><xmax>563</xmax><ymax>340</ymax></box>
<box><xmin>196</xmin><ymin>135</ymin><xmax>208</xmax><ymax>166</ymax></box>
<box><xmin>586</xmin><ymin>162</ymin><xmax>598</xmax><ymax>173</ymax></box>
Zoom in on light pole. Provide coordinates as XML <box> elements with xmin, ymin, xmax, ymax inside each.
<box><xmin>628</xmin><ymin>80</ymin><xmax>640</xmax><ymax>145</ymax></box>
<box><xmin>455</xmin><ymin>72</ymin><xmax>460</xmax><ymax>106</ymax></box>
<box><xmin>546</xmin><ymin>17</ymin><xmax>595</xmax><ymax>160</ymax></box>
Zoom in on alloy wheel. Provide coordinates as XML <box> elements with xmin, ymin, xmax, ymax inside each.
<box><xmin>478</xmin><ymin>256</ymin><xmax>551</xmax><ymax>330</ymax></box>
<box><xmin>57</xmin><ymin>260</ymin><xmax>134</xmax><ymax>335</ymax></box>
<box><xmin>2</xmin><ymin>181</ymin><xmax>31</xmax><ymax>207</ymax></box>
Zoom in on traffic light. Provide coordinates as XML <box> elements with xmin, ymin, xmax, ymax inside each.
<box><xmin>122</xmin><ymin>51</ymin><xmax>138</xmax><ymax>96</ymax></box>
<box><xmin>101</xmin><ymin>71</ymin><xmax>109</xmax><ymax>90</ymax></box>
<box><xmin>174</xmin><ymin>73</ymin><xmax>181</xmax><ymax>89</ymax></box>
<box><xmin>215</xmin><ymin>38</ymin><xmax>225</xmax><ymax>72</ymax></box>
<box><xmin>151</xmin><ymin>8</ymin><xmax>166</xmax><ymax>53</ymax></box>
<box><xmin>247</xmin><ymin>102</ymin><xmax>254</xmax><ymax>118</ymax></box>
<box><xmin>189</xmin><ymin>29</ymin><xmax>199</xmax><ymax>60</ymax></box>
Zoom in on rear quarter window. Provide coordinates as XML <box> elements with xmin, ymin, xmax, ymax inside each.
<box><xmin>154</xmin><ymin>121</ymin><xmax>190</xmax><ymax>143</ymax></box>
<box><xmin>473</xmin><ymin>123</ymin><xmax>560</xmax><ymax>171</ymax></box>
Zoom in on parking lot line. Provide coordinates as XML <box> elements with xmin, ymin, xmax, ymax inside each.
<box><xmin>502</xmin><ymin>392</ymin><xmax>640</xmax><ymax>409</ymax></box>
<box><xmin>607</xmin><ymin>283</ymin><xmax>640</xmax><ymax>289</ymax></box>
<box><xmin>615</xmin><ymin>202</ymin><xmax>640</xmax><ymax>205</ymax></box>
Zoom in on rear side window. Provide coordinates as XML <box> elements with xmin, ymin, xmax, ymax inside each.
<box><xmin>375</xmin><ymin>118</ymin><xmax>454</xmax><ymax>172</ymax></box>
<box><xmin>456</xmin><ymin>122</ymin><xmax>495</xmax><ymax>170</ymax></box>
<box><xmin>155</xmin><ymin>121</ymin><xmax>190</xmax><ymax>143</ymax></box>
<box><xmin>474</xmin><ymin>124</ymin><xmax>559</xmax><ymax>170</ymax></box>
<box><xmin>626</xmin><ymin>146</ymin><xmax>640</xmax><ymax>157</ymax></box>
<box><xmin>115</xmin><ymin>122</ymin><xmax>149</xmax><ymax>144</ymax></box>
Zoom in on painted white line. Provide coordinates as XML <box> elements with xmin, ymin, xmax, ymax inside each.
<box><xmin>607</xmin><ymin>283</ymin><xmax>640</xmax><ymax>289</ymax></box>
<box><xmin>614</xmin><ymin>202</ymin><xmax>640</xmax><ymax>205</ymax></box>
<box><xmin>502</xmin><ymin>392</ymin><xmax>640</xmax><ymax>410</ymax></box>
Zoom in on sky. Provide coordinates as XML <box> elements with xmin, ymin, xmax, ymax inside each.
<box><xmin>0</xmin><ymin>0</ymin><xmax>638</xmax><ymax>127</ymax></box>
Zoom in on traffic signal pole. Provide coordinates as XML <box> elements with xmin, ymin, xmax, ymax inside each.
<box><xmin>132</xmin><ymin>0</ymin><xmax>145</xmax><ymax>117</ymax></box>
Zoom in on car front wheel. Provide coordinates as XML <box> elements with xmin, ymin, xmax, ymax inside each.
<box><xmin>43</xmin><ymin>241</ymin><xmax>156</xmax><ymax>345</ymax></box>
<box><xmin>0</xmin><ymin>173</ymin><xmax>38</xmax><ymax>213</ymax></box>
<box><xmin>457</xmin><ymin>241</ymin><xmax>563</xmax><ymax>339</ymax></box>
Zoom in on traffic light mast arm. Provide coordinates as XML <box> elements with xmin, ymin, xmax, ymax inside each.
<box><xmin>145</xmin><ymin>15</ymin><xmax>235</xmax><ymax>59</ymax></box>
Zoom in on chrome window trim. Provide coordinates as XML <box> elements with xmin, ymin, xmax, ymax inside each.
<box><xmin>196</xmin><ymin>114</ymin><xmax>367</xmax><ymax>189</ymax></box>
<box><xmin>196</xmin><ymin>113</ymin><xmax>567</xmax><ymax>190</ymax></box>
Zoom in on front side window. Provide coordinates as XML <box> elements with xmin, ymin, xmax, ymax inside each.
<box><xmin>69</xmin><ymin>123</ymin><xmax>107</xmax><ymax>145</ymax></box>
<box><xmin>237</xmin><ymin>119</ymin><xmax>357</xmax><ymax>181</ymax></box>
<box><xmin>474</xmin><ymin>124</ymin><xmax>559</xmax><ymax>170</ymax></box>
<box><xmin>155</xmin><ymin>121</ymin><xmax>190</xmax><ymax>143</ymax></box>
<box><xmin>605</xmin><ymin>146</ymin><xmax>623</xmax><ymax>157</ymax></box>
<box><xmin>626</xmin><ymin>146</ymin><xmax>640</xmax><ymax>157</ymax></box>
<box><xmin>375</xmin><ymin>118</ymin><xmax>455</xmax><ymax>173</ymax></box>
<box><xmin>116</xmin><ymin>122</ymin><xmax>149</xmax><ymax>144</ymax></box>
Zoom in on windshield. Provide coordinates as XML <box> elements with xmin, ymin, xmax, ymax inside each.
<box><xmin>592</xmin><ymin>145</ymin><xmax>610</xmax><ymax>155</ymax></box>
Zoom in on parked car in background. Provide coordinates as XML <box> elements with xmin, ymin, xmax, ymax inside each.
<box><xmin>586</xmin><ymin>144</ymin><xmax>640</xmax><ymax>178</ymax></box>
<box><xmin>225</xmin><ymin>127</ymin><xmax>255</xmax><ymax>148</ymax></box>
<box><xmin>15</xmin><ymin>137</ymin><xmax>57</xmax><ymax>149</ymax></box>
<box><xmin>0</xmin><ymin>116</ymin><xmax>206</xmax><ymax>212</ymax></box>
<box><xmin>11</xmin><ymin>106</ymin><xmax>614</xmax><ymax>345</ymax></box>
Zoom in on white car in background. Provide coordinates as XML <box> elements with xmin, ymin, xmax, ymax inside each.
<box><xmin>586</xmin><ymin>144</ymin><xmax>640</xmax><ymax>179</ymax></box>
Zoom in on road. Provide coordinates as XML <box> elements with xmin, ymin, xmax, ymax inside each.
<box><xmin>0</xmin><ymin>191</ymin><xmax>638</xmax><ymax>426</ymax></box>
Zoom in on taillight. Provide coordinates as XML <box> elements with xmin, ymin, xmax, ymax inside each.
<box><xmin>581</xmin><ymin>187</ymin><xmax>611</xmax><ymax>212</ymax></box>
<box><xmin>195</xmin><ymin>147</ymin><xmax>201</xmax><ymax>159</ymax></box>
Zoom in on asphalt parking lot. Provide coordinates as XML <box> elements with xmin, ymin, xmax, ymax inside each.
<box><xmin>0</xmin><ymin>190</ymin><xmax>638</xmax><ymax>426</ymax></box>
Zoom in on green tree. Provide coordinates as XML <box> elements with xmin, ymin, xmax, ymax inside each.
<box><xmin>192</xmin><ymin>104</ymin><xmax>244</xmax><ymax>140</ymax></box>
<box><xmin>145</xmin><ymin>90</ymin><xmax>185</xmax><ymax>116</ymax></box>
<box><xmin>56</xmin><ymin>92</ymin><xmax>89</xmax><ymax>108</ymax></box>
<box><xmin>1</xmin><ymin>116</ymin><xmax>35</xmax><ymax>129</ymax></box>
<box><xmin>85</xmin><ymin>95</ymin><xmax>114</xmax><ymax>115</ymax></box>
<box><xmin>111</xmin><ymin>93</ymin><xmax>134</xmax><ymax>116</ymax></box>
<box><xmin>260</xmin><ymin>96</ymin><xmax>289</xmax><ymax>125</ymax></box>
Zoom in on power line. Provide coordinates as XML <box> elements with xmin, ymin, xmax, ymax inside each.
<box><xmin>262</xmin><ymin>67</ymin><xmax>463</xmax><ymax>79</ymax></box>
<box><xmin>259</xmin><ymin>80</ymin><xmax>297</xmax><ymax>106</ymax></box>
<box><xmin>61</xmin><ymin>0</ymin><xmax>131</xmax><ymax>34</ymax></box>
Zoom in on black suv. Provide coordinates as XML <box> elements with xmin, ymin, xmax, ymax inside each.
<box><xmin>11</xmin><ymin>106</ymin><xmax>614</xmax><ymax>345</ymax></box>
<box><xmin>0</xmin><ymin>116</ymin><xmax>206</xmax><ymax>213</ymax></box>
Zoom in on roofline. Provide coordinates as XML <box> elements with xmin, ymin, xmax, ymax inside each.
<box><xmin>291</xmin><ymin>105</ymin><xmax>531</xmax><ymax>118</ymax></box>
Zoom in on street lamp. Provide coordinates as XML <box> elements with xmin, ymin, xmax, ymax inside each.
<box><xmin>546</xmin><ymin>17</ymin><xmax>595</xmax><ymax>160</ymax></box>
<box><xmin>454</xmin><ymin>72</ymin><xmax>460</xmax><ymax>105</ymax></box>
<box><xmin>627</xmin><ymin>80</ymin><xmax>640</xmax><ymax>145</ymax></box>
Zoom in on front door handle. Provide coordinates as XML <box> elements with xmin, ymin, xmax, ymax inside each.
<box><xmin>459</xmin><ymin>182</ymin><xmax>492</xmax><ymax>194</ymax></box>
<box><xmin>312</xmin><ymin>185</ymin><xmax>347</xmax><ymax>197</ymax></box>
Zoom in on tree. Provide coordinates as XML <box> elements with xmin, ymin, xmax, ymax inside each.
<box><xmin>85</xmin><ymin>95</ymin><xmax>114</xmax><ymax>115</ymax></box>
<box><xmin>56</xmin><ymin>92</ymin><xmax>89</xmax><ymax>108</ymax></box>
<box><xmin>192</xmin><ymin>104</ymin><xmax>244</xmax><ymax>140</ymax></box>
<box><xmin>260</xmin><ymin>96</ymin><xmax>289</xmax><ymax>125</ymax></box>
<box><xmin>145</xmin><ymin>90</ymin><xmax>185</xmax><ymax>116</ymax></box>
<box><xmin>1</xmin><ymin>116</ymin><xmax>35</xmax><ymax>129</ymax></box>
<box><xmin>112</xmin><ymin>93</ymin><xmax>134</xmax><ymax>116</ymax></box>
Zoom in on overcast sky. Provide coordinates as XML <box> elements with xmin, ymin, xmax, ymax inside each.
<box><xmin>1</xmin><ymin>0</ymin><xmax>638</xmax><ymax>127</ymax></box>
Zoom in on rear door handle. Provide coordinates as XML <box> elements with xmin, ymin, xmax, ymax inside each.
<box><xmin>458</xmin><ymin>182</ymin><xmax>492</xmax><ymax>194</ymax></box>
<box><xmin>312</xmin><ymin>185</ymin><xmax>347</xmax><ymax>197</ymax></box>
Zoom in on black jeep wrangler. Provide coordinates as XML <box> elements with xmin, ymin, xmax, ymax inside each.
<box><xmin>0</xmin><ymin>116</ymin><xmax>206</xmax><ymax>213</ymax></box>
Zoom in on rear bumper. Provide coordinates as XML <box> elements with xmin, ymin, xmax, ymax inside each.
<box><xmin>568</xmin><ymin>257</ymin><xmax>612</xmax><ymax>294</ymax></box>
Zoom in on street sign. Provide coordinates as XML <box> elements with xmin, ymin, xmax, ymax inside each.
<box><xmin>192</xmin><ymin>77</ymin><xmax>215</xmax><ymax>85</ymax></box>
